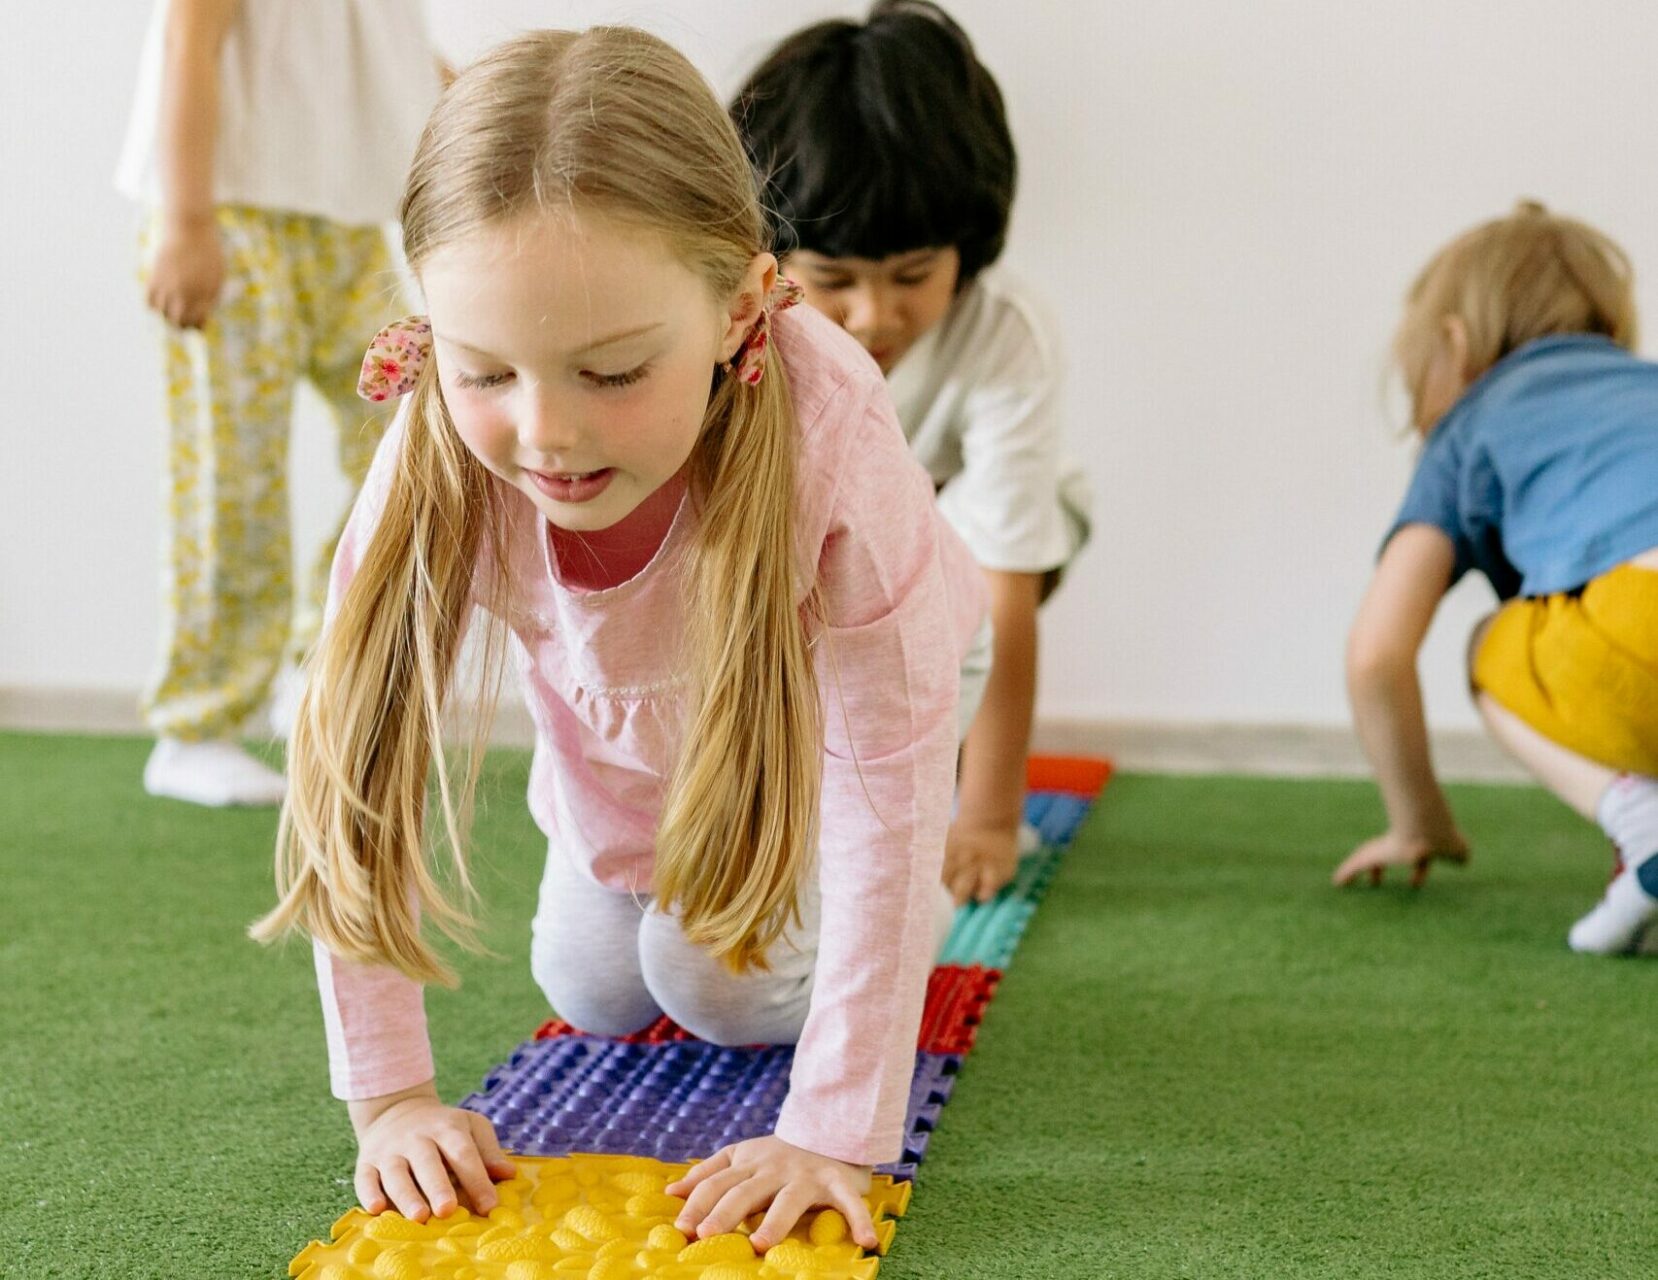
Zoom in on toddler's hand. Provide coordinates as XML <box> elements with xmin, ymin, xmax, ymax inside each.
<box><xmin>146</xmin><ymin>216</ymin><xmax>225</xmax><ymax>329</ymax></box>
<box><xmin>353</xmin><ymin>1093</ymin><xmax>516</xmax><ymax>1222</ymax></box>
<box><xmin>1333</xmin><ymin>828</ymin><xmax>1470</xmax><ymax>889</ymax></box>
<box><xmin>943</xmin><ymin>821</ymin><xmax>1020</xmax><ymax>905</ymax></box>
<box><xmin>665</xmin><ymin>1135</ymin><xmax>877</xmax><ymax>1253</ymax></box>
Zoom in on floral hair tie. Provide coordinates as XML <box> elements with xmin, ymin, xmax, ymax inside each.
<box><xmin>357</xmin><ymin>316</ymin><xmax>432</xmax><ymax>402</ymax></box>
<box><xmin>725</xmin><ymin>277</ymin><xmax>804</xmax><ymax>385</ymax></box>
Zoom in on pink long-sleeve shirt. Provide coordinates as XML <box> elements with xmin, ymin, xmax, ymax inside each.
<box><xmin>312</xmin><ymin>304</ymin><xmax>987</xmax><ymax>1166</ymax></box>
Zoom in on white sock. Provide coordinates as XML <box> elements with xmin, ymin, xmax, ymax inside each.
<box><xmin>1569</xmin><ymin>775</ymin><xmax>1658</xmax><ymax>954</ymax></box>
<box><xmin>143</xmin><ymin>738</ymin><xmax>288</xmax><ymax>808</ymax></box>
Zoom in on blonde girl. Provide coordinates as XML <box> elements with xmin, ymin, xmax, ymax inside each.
<box><xmin>252</xmin><ymin>27</ymin><xmax>989</xmax><ymax>1251</ymax></box>
<box><xmin>1338</xmin><ymin>201</ymin><xmax>1658</xmax><ymax>954</ymax></box>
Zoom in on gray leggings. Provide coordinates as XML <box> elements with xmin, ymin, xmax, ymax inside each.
<box><xmin>530</xmin><ymin>843</ymin><xmax>958</xmax><ymax>1045</ymax></box>
<box><xmin>530</xmin><ymin>617</ymin><xmax>993</xmax><ymax>1045</ymax></box>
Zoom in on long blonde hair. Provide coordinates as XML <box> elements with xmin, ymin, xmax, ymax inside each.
<box><xmin>1395</xmin><ymin>199</ymin><xmax>1638</xmax><ymax>411</ymax></box>
<box><xmin>252</xmin><ymin>28</ymin><xmax>823</xmax><ymax>981</ymax></box>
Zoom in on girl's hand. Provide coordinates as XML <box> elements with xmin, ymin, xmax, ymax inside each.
<box><xmin>146</xmin><ymin>215</ymin><xmax>225</xmax><ymax>329</ymax></box>
<box><xmin>943</xmin><ymin>821</ymin><xmax>1020</xmax><ymax>905</ymax></box>
<box><xmin>664</xmin><ymin>1135</ymin><xmax>878</xmax><ymax>1253</ymax></box>
<box><xmin>352</xmin><ymin>1091</ymin><xmax>517</xmax><ymax>1221</ymax></box>
<box><xmin>1333</xmin><ymin>828</ymin><xmax>1471</xmax><ymax>888</ymax></box>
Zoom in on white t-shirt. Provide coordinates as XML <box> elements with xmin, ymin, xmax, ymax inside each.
<box><xmin>885</xmin><ymin>267</ymin><xmax>1092</xmax><ymax>577</ymax></box>
<box><xmin>115</xmin><ymin>0</ymin><xmax>441</xmax><ymax>227</ymax></box>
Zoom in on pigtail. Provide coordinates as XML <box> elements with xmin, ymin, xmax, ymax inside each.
<box><xmin>653</xmin><ymin>359</ymin><xmax>824</xmax><ymax>972</ymax></box>
<box><xmin>251</xmin><ymin>372</ymin><xmax>508</xmax><ymax>985</ymax></box>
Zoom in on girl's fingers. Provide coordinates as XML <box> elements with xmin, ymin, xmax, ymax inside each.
<box><xmin>975</xmin><ymin>866</ymin><xmax>1002</xmax><ymax>903</ymax></box>
<box><xmin>465</xmin><ymin>1111</ymin><xmax>516</xmax><ymax>1190</ymax></box>
<box><xmin>666</xmin><ymin>1148</ymin><xmax>730</xmax><ymax>1198</ymax></box>
<box><xmin>378</xmin><ymin>1157</ymin><xmax>430</xmax><ymax>1222</ymax></box>
<box><xmin>439</xmin><ymin>1124</ymin><xmax>502</xmax><ymax>1215</ymax></box>
<box><xmin>407</xmin><ymin>1142</ymin><xmax>459</xmax><ymax>1218</ymax></box>
<box><xmin>748</xmin><ymin>1180</ymin><xmax>817</xmax><ymax>1251</ymax></box>
<box><xmin>674</xmin><ymin>1164</ymin><xmax>749</xmax><ymax>1234</ymax></box>
<box><xmin>695</xmin><ymin>1174</ymin><xmax>773</xmax><ymax>1240</ymax></box>
<box><xmin>354</xmin><ymin>1162</ymin><xmax>389</xmax><ymax>1215</ymax></box>
<box><xmin>831</xmin><ymin>1182</ymin><xmax>880</xmax><ymax>1251</ymax></box>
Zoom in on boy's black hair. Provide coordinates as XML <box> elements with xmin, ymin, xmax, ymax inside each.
<box><xmin>731</xmin><ymin>0</ymin><xmax>1016</xmax><ymax>281</ymax></box>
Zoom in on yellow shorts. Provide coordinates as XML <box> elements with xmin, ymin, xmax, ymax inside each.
<box><xmin>1473</xmin><ymin>563</ymin><xmax>1658</xmax><ymax>776</ymax></box>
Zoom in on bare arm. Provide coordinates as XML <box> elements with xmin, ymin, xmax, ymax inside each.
<box><xmin>945</xmin><ymin>568</ymin><xmax>1042</xmax><ymax>903</ymax></box>
<box><xmin>157</xmin><ymin>0</ymin><xmax>235</xmax><ymax>225</ymax></box>
<box><xmin>1335</xmin><ymin>523</ymin><xmax>1470</xmax><ymax>885</ymax></box>
<box><xmin>146</xmin><ymin>0</ymin><xmax>236</xmax><ymax>328</ymax></box>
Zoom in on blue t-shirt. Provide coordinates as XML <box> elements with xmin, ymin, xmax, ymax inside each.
<box><xmin>1387</xmin><ymin>334</ymin><xmax>1658</xmax><ymax>599</ymax></box>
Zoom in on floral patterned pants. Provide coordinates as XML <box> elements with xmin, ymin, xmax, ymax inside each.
<box><xmin>139</xmin><ymin>206</ymin><xmax>400</xmax><ymax>740</ymax></box>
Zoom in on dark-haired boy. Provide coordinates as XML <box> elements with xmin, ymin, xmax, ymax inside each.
<box><xmin>734</xmin><ymin>0</ymin><xmax>1092</xmax><ymax>904</ymax></box>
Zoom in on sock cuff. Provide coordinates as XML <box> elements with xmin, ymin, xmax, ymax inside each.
<box><xmin>1598</xmin><ymin>773</ymin><xmax>1658</xmax><ymax>854</ymax></box>
<box><xmin>1599</xmin><ymin>774</ymin><xmax>1632</xmax><ymax>829</ymax></box>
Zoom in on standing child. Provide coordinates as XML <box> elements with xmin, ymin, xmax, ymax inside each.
<box><xmin>116</xmin><ymin>0</ymin><xmax>442</xmax><ymax>805</ymax></box>
<box><xmin>1336</xmin><ymin>200</ymin><xmax>1658</xmax><ymax>954</ymax></box>
<box><xmin>252</xmin><ymin>28</ymin><xmax>989</xmax><ymax>1249</ymax></box>
<box><xmin>732</xmin><ymin>0</ymin><xmax>1092</xmax><ymax>905</ymax></box>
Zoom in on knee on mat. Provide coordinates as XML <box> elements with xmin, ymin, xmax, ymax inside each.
<box><xmin>530</xmin><ymin>947</ymin><xmax>661</xmax><ymax>1038</ymax></box>
<box><xmin>635</xmin><ymin>927</ymin><xmax>767</xmax><ymax>1047</ymax></box>
<box><xmin>647</xmin><ymin>986</ymin><xmax>773</xmax><ymax>1047</ymax></box>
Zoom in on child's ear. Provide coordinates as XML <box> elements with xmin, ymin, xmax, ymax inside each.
<box><xmin>1440</xmin><ymin>315</ymin><xmax>1473</xmax><ymax>385</ymax></box>
<box><xmin>719</xmin><ymin>253</ymin><xmax>779</xmax><ymax>363</ymax></box>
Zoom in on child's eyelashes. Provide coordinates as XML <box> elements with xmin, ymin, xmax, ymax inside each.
<box><xmin>451</xmin><ymin>365</ymin><xmax>650</xmax><ymax>392</ymax></box>
<box><xmin>582</xmin><ymin>363</ymin><xmax>651</xmax><ymax>389</ymax></box>
<box><xmin>455</xmin><ymin>369</ymin><xmax>514</xmax><ymax>391</ymax></box>
<box><xmin>809</xmin><ymin>273</ymin><xmax>933</xmax><ymax>291</ymax></box>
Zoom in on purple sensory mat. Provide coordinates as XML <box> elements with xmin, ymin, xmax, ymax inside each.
<box><xmin>460</xmin><ymin>1036</ymin><xmax>959</xmax><ymax>1182</ymax></box>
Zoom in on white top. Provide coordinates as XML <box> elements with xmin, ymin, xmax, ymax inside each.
<box><xmin>115</xmin><ymin>0</ymin><xmax>441</xmax><ymax>226</ymax></box>
<box><xmin>886</xmin><ymin>267</ymin><xmax>1092</xmax><ymax>576</ymax></box>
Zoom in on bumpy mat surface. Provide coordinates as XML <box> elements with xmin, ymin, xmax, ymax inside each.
<box><xmin>460</xmin><ymin>1039</ymin><xmax>960</xmax><ymax>1181</ymax></box>
<box><xmin>287</xmin><ymin>1152</ymin><xmax>910</xmax><ymax>1280</ymax></box>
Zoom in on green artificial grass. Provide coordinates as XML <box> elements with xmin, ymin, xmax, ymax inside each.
<box><xmin>1</xmin><ymin>732</ymin><xmax>1654</xmax><ymax>1278</ymax></box>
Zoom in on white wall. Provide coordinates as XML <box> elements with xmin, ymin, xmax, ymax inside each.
<box><xmin>5</xmin><ymin>1</ymin><xmax>1657</xmax><ymax>738</ymax></box>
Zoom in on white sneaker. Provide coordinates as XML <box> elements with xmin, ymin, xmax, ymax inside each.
<box><xmin>1567</xmin><ymin>862</ymin><xmax>1658</xmax><ymax>955</ymax></box>
<box><xmin>143</xmin><ymin>737</ymin><xmax>288</xmax><ymax>808</ymax></box>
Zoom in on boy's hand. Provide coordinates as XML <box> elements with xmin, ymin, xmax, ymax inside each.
<box><xmin>1333</xmin><ymin>828</ymin><xmax>1471</xmax><ymax>889</ymax></box>
<box><xmin>353</xmin><ymin>1093</ymin><xmax>516</xmax><ymax>1221</ymax></box>
<box><xmin>146</xmin><ymin>216</ymin><xmax>225</xmax><ymax>329</ymax></box>
<box><xmin>943</xmin><ymin>821</ymin><xmax>1021</xmax><ymax>904</ymax></box>
<box><xmin>665</xmin><ymin>1135</ymin><xmax>877</xmax><ymax>1253</ymax></box>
